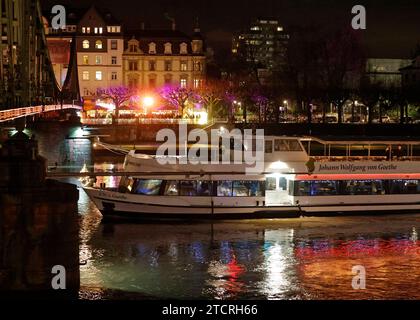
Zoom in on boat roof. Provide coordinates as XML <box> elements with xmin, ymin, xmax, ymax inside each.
<box><xmin>302</xmin><ymin>136</ymin><xmax>420</xmax><ymax>145</ymax></box>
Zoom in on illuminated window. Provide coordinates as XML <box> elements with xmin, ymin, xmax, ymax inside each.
<box><xmin>95</xmin><ymin>71</ymin><xmax>102</xmax><ymax>80</ymax></box>
<box><xmin>99</xmin><ymin>27</ymin><xmax>103</xmax><ymax>34</ymax></box>
<box><xmin>164</xmin><ymin>42</ymin><xmax>172</xmax><ymax>54</ymax></box>
<box><xmin>95</xmin><ymin>55</ymin><xmax>102</xmax><ymax>64</ymax></box>
<box><xmin>180</xmin><ymin>77</ymin><xmax>187</xmax><ymax>88</ymax></box>
<box><xmin>82</xmin><ymin>71</ymin><xmax>89</xmax><ymax>80</ymax></box>
<box><xmin>94</xmin><ymin>27</ymin><xmax>98</xmax><ymax>34</ymax></box>
<box><xmin>82</xmin><ymin>55</ymin><xmax>89</xmax><ymax>64</ymax></box>
<box><xmin>82</xmin><ymin>27</ymin><xmax>86</xmax><ymax>33</ymax></box>
<box><xmin>86</xmin><ymin>27</ymin><xmax>91</xmax><ymax>33</ymax></box>
<box><xmin>193</xmin><ymin>79</ymin><xmax>202</xmax><ymax>88</ymax></box>
<box><xmin>180</xmin><ymin>61</ymin><xmax>187</xmax><ymax>71</ymax></box>
<box><xmin>180</xmin><ymin>42</ymin><xmax>188</xmax><ymax>54</ymax></box>
<box><xmin>95</xmin><ymin>40</ymin><xmax>103</xmax><ymax>49</ymax></box>
<box><xmin>82</xmin><ymin>40</ymin><xmax>90</xmax><ymax>49</ymax></box>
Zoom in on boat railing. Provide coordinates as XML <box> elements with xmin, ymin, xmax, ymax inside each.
<box><xmin>312</xmin><ymin>155</ymin><xmax>420</xmax><ymax>162</ymax></box>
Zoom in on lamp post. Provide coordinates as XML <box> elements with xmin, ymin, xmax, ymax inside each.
<box><xmin>142</xmin><ymin>96</ymin><xmax>155</xmax><ymax>115</ymax></box>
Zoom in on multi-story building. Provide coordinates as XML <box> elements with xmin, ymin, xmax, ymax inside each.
<box><xmin>122</xmin><ymin>26</ymin><xmax>205</xmax><ymax>89</ymax></box>
<box><xmin>43</xmin><ymin>6</ymin><xmax>123</xmax><ymax>100</ymax></box>
<box><xmin>400</xmin><ymin>56</ymin><xmax>420</xmax><ymax>91</ymax></box>
<box><xmin>232</xmin><ymin>18</ymin><xmax>289</xmax><ymax>73</ymax></box>
<box><xmin>365</xmin><ymin>58</ymin><xmax>412</xmax><ymax>88</ymax></box>
<box><xmin>76</xmin><ymin>6</ymin><xmax>123</xmax><ymax>99</ymax></box>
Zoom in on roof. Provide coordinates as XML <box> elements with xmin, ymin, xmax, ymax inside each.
<box><xmin>42</xmin><ymin>5</ymin><xmax>121</xmax><ymax>26</ymax></box>
<box><xmin>124</xmin><ymin>29</ymin><xmax>199</xmax><ymax>55</ymax></box>
<box><xmin>125</xmin><ymin>29</ymin><xmax>191</xmax><ymax>40</ymax></box>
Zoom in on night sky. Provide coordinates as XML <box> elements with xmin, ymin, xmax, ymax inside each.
<box><xmin>41</xmin><ymin>0</ymin><xmax>420</xmax><ymax>59</ymax></box>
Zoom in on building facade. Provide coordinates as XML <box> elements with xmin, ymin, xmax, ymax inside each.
<box><xmin>400</xmin><ymin>56</ymin><xmax>420</xmax><ymax>90</ymax></box>
<box><xmin>76</xmin><ymin>6</ymin><xmax>123</xmax><ymax>99</ymax></box>
<box><xmin>122</xmin><ymin>27</ymin><xmax>206</xmax><ymax>89</ymax></box>
<box><xmin>365</xmin><ymin>58</ymin><xmax>412</xmax><ymax>88</ymax></box>
<box><xmin>43</xmin><ymin>6</ymin><xmax>123</xmax><ymax>100</ymax></box>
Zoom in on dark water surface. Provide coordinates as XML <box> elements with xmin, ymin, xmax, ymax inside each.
<box><xmin>25</xmin><ymin>124</ymin><xmax>420</xmax><ymax>299</ymax></box>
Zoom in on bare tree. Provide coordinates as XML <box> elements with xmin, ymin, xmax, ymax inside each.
<box><xmin>96</xmin><ymin>86</ymin><xmax>134</xmax><ymax>121</ymax></box>
<box><xmin>161</xmin><ymin>86</ymin><xmax>196</xmax><ymax>117</ymax></box>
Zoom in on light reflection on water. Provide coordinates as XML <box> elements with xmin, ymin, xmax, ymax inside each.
<box><xmin>29</xmin><ymin>124</ymin><xmax>420</xmax><ymax>300</ymax></box>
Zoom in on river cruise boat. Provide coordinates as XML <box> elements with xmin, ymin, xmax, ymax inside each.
<box><xmin>84</xmin><ymin>136</ymin><xmax>420</xmax><ymax>220</ymax></box>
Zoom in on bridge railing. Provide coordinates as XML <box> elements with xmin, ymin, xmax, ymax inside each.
<box><xmin>0</xmin><ymin>104</ymin><xmax>82</xmax><ymax>122</ymax></box>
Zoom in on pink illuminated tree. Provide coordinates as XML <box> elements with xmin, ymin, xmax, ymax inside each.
<box><xmin>160</xmin><ymin>86</ymin><xmax>196</xmax><ymax>117</ymax></box>
<box><xmin>96</xmin><ymin>86</ymin><xmax>135</xmax><ymax>120</ymax></box>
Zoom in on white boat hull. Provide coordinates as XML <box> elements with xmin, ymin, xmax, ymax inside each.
<box><xmin>83</xmin><ymin>187</ymin><xmax>420</xmax><ymax>220</ymax></box>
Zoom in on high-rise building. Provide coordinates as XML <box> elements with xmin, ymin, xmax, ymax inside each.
<box><xmin>232</xmin><ymin>18</ymin><xmax>289</xmax><ymax>72</ymax></box>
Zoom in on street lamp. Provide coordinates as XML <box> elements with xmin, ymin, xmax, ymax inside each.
<box><xmin>142</xmin><ymin>96</ymin><xmax>155</xmax><ymax>114</ymax></box>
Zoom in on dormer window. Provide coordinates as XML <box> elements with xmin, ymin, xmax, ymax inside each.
<box><xmin>164</xmin><ymin>42</ymin><xmax>172</xmax><ymax>54</ymax></box>
<box><xmin>128</xmin><ymin>39</ymin><xmax>139</xmax><ymax>53</ymax></box>
<box><xmin>95</xmin><ymin>40</ymin><xmax>103</xmax><ymax>49</ymax></box>
<box><xmin>107</xmin><ymin>26</ymin><xmax>121</xmax><ymax>33</ymax></box>
<box><xmin>82</xmin><ymin>40</ymin><xmax>90</xmax><ymax>49</ymax></box>
<box><xmin>180</xmin><ymin>42</ymin><xmax>188</xmax><ymax>54</ymax></box>
<box><xmin>148</xmin><ymin>42</ymin><xmax>156</xmax><ymax>54</ymax></box>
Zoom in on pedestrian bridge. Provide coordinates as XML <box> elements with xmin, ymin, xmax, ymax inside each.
<box><xmin>0</xmin><ymin>104</ymin><xmax>82</xmax><ymax>123</ymax></box>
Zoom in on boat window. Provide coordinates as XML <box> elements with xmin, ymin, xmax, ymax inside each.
<box><xmin>233</xmin><ymin>181</ymin><xmax>265</xmax><ymax>196</ymax></box>
<box><xmin>217</xmin><ymin>181</ymin><xmax>233</xmax><ymax>196</ymax></box>
<box><xmin>134</xmin><ymin>179</ymin><xmax>162</xmax><ymax>195</ymax></box>
<box><xmin>197</xmin><ymin>181</ymin><xmax>212</xmax><ymax>196</ymax></box>
<box><xmin>265</xmin><ymin>140</ymin><xmax>273</xmax><ymax>153</ymax></box>
<box><xmin>122</xmin><ymin>177</ymin><xmax>135</xmax><ymax>192</ymax></box>
<box><xmin>279</xmin><ymin>177</ymin><xmax>287</xmax><ymax>191</ymax></box>
<box><xmin>293</xmin><ymin>180</ymin><xmax>337</xmax><ymax>196</ymax></box>
<box><xmin>288</xmin><ymin>140</ymin><xmax>303</xmax><ymax>151</ymax></box>
<box><xmin>404</xmin><ymin>180</ymin><xmax>420</xmax><ymax>193</ymax></box>
<box><xmin>311</xmin><ymin>181</ymin><xmax>338</xmax><ymax>195</ymax></box>
<box><xmin>391</xmin><ymin>180</ymin><xmax>420</xmax><ymax>194</ymax></box>
<box><xmin>343</xmin><ymin>180</ymin><xmax>383</xmax><ymax>195</ymax></box>
<box><xmin>180</xmin><ymin>180</ymin><xmax>197</xmax><ymax>196</ymax></box>
<box><xmin>164</xmin><ymin>180</ymin><xmax>179</xmax><ymax>196</ymax></box>
<box><xmin>274</xmin><ymin>139</ymin><xmax>302</xmax><ymax>151</ymax></box>
<box><xmin>266</xmin><ymin>177</ymin><xmax>276</xmax><ymax>191</ymax></box>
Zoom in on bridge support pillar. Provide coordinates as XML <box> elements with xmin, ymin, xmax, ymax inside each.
<box><xmin>0</xmin><ymin>128</ymin><xmax>79</xmax><ymax>299</ymax></box>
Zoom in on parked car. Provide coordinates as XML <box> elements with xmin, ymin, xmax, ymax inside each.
<box><xmin>373</xmin><ymin>116</ymin><xmax>391</xmax><ymax>123</ymax></box>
